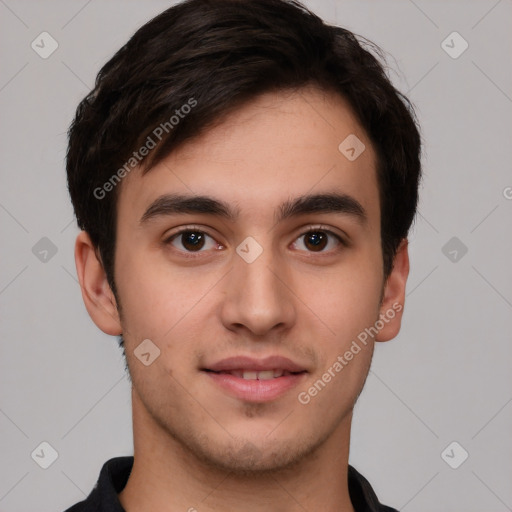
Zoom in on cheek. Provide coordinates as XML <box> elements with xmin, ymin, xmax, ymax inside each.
<box><xmin>294</xmin><ymin>252</ymin><xmax>383</xmax><ymax>344</ymax></box>
<box><xmin>114</xmin><ymin>248</ymin><xmax>219</xmax><ymax>341</ymax></box>
<box><xmin>294</xmin><ymin>268</ymin><xmax>380</xmax><ymax>414</ymax></box>
<box><xmin>296</xmin><ymin>345</ymin><xmax>373</xmax><ymax>424</ymax></box>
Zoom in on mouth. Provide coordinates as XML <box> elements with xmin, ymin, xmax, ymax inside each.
<box><xmin>201</xmin><ymin>355</ymin><xmax>308</xmax><ymax>402</ymax></box>
<box><xmin>203</xmin><ymin>369</ymin><xmax>304</xmax><ymax>380</ymax></box>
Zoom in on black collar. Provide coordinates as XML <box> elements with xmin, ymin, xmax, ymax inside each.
<box><xmin>64</xmin><ymin>456</ymin><xmax>399</xmax><ymax>512</ymax></box>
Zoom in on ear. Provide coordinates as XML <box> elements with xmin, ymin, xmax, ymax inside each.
<box><xmin>375</xmin><ymin>238</ymin><xmax>409</xmax><ymax>342</ymax></box>
<box><xmin>74</xmin><ymin>231</ymin><xmax>122</xmax><ymax>335</ymax></box>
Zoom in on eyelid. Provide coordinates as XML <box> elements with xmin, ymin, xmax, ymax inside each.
<box><xmin>292</xmin><ymin>228</ymin><xmax>344</xmax><ymax>253</ymax></box>
<box><xmin>163</xmin><ymin>225</ymin><xmax>224</xmax><ymax>257</ymax></box>
<box><xmin>295</xmin><ymin>224</ymin><xmax>348</xmax><ymax>245</ymax></box>
<box><xmin>162</xmin><ymin>224</ymin><xmax>348</xmax><ymax>257</ymax></box>
<box><xmin>163</xmin><ymin>224</ymin><xmax>218</xmax><ymax>242</ymax></box>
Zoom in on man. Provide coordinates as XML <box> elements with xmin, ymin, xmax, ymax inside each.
<box><xmin>64</xmin><ymin>0</ymin><xmax>421</xmax><ymax>510</ymax></box>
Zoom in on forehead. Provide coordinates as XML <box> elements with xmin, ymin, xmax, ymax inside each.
<box><xmin>118</xmin><ymin>86</ymin><xmax>379</xmax><ymax>226</ymax></box>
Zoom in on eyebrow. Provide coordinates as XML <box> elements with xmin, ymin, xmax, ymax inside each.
<box><xmin>139</xmin><ymin>192</ymin><xmax>367</xmax><ymax>225</ymax></box>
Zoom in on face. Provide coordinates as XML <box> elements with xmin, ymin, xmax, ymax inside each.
<box><xmin>80</xmin><ymin>87</ymin><xmax>408</xmax><ymax>473</ymax></box>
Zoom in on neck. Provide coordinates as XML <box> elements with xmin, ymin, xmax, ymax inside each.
<box><xmin>119</xmin><ymin>389</ymin><xmax>355</xmax><ymax>512</ymax></box>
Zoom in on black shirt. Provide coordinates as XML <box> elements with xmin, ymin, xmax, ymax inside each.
<box><xmin>64</xmin><ymin>456</ymin><xmax>399</xmax><ymax>512</ymax></box>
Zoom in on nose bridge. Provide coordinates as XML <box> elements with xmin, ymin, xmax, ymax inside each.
<box><xmin>237</xmin><ymin>249</ymin><xmax>279</xmax><ymax>298</ymax></box>
<box><xmin>220</xmin><ymin>239</ymin><xmax>295</xmax><ymax>335</ymax></box>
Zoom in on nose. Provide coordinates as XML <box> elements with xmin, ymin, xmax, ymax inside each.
<box><xmin>219</xmin><ymin>245</ymin><xmax>296</xmax><ymax>337</ymax></box>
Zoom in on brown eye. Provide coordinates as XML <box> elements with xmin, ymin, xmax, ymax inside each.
<box><xmin>180</xmin><ymin>232</ymin><xmax>205</xmax><ymax>251</ymax></box>
<box><xmin>168</xmin><ymin>230</ymin><xmax>217</xmax><ymax>253</ymax></box>
<box><xmin>304</xmin><ymin>231</ymin><xmax>328</xmax><ymax>251</ymax></box>
<box><xmin>292</xmin><ymin>229</ymin><xmax>342</xmax><ymax>253</ymax></box>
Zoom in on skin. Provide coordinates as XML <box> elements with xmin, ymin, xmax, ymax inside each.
<box><xmin>75</xmin><ymin>86</ymin><xmax>409</xmax><ymax>512</ymax></box>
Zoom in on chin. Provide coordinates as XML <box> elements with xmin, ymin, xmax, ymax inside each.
<box><xmin>179</xmin><ymin>429</ymin><xmax>328</xmax><ymax>476</ymax></box>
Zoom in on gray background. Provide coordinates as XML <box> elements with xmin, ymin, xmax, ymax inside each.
<box><xmin>0</xmin><ymin>1</ymin><xmax>511</xmax><ymax>511</ymax></box>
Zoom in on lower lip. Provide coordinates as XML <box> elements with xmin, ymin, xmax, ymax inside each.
<box><xmin>204</xmin><ymin>371</ymin><xmax>307</xmax><ymax>402</ymax></box>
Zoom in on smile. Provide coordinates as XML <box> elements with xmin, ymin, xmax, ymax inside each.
<box><xmin>201</xmin><ymin>355</ymin><xmax>308</xmax><ymax>402</ymax></box>
<box><xmin>210</xmin><ymin>369</ymin><xmax>298</xmax><ymax>380</ymax></box>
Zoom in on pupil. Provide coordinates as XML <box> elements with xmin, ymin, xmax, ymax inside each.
<box><xmin>306</xmin><ymin>232</ymin><xmax>327</xmax><ymax>251</ymax></box>
<box><xmin>183</xmin><ymin>232</ymin><xmax>204</xmax><ymax>251</ymax></box>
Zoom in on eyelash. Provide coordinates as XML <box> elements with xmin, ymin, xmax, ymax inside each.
<box><xmin>163</xmin><ymin>225</ymin><xmax>346</xmax><ymax>258</ymax></box>
<box><xmin>293</xmin><ymin>227</ymin><xmax>345</xmax><ymax>254</ymax></box>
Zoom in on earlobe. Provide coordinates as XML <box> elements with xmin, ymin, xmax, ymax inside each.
<box><xmin>375</xmin><ymin>238</ymin><xmax>409</xmax><ymax>342</ymax></box>
<box><xmin>74</xmin><ymin>231</ymin><xmax>122</xmax><ymax>336</ymax></box>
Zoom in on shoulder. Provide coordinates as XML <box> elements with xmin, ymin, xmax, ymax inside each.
<box><xmin>348</xmin><ymin>465</ymin><xmax>400</xmax><ymax>512</ymax></box>
<box><xmin>61</xmin><ymin>457</ymin><xmax>134</xmax><ymax>512</ymax></box>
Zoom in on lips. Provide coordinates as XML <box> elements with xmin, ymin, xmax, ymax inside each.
<box><xmin>219</xmin><ymin>369</ymin><xmax>288</xmax><ymax>380</ymax></box>
<box><xmin>201</xmin><ymin>355</ymin><xmax>308</xmax><ymax>402</ymax></box>
<box><xmin>203</xmin><ymin>355</ymin><xmax>307</xmax><ymax>374</ymax></box>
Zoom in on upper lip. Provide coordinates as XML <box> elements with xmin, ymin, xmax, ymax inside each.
<box><xmin>203</xmin><ymin>355</ymin><xmax>307</xmax><ymax>373</ymax></box>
